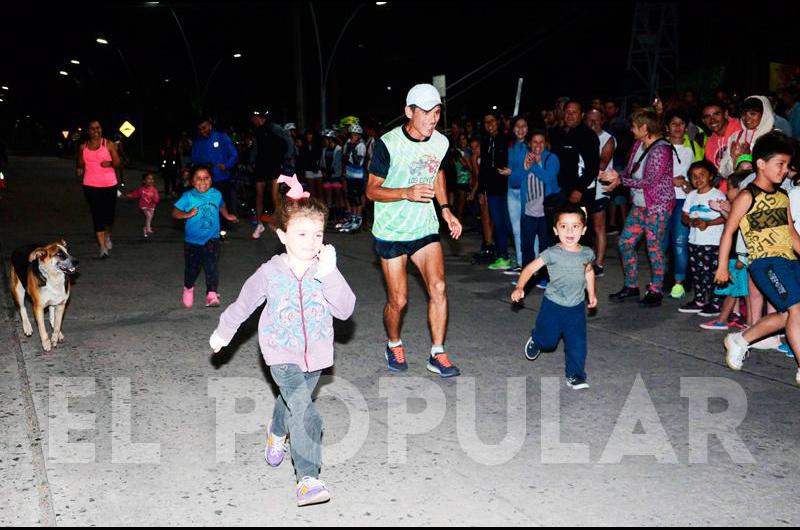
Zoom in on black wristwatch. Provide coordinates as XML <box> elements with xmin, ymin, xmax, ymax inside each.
<box><xmin>440</xmin><ymin>203</ymin><xmax>452</xmax><ymax>210</ymax></box>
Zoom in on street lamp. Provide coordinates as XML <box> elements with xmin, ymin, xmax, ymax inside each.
<box><xmin>200</xmin><ymin>52</ymin><xmax>245</xmax><ymax>111</ymax></box>
<box><xmin>2</xmin><ymin>86</ymin><xmax>9</xmax><ymax>91</ymax></box>
<box><xmin>59</xmin><ymin>70</ymin><xmax>69</xmax><ymax>76</ymax></box>
<box><xmin>70</xmin><ymin>59</ymin><xmax>81</xmax><ymax>65</ymax></box>
<box><xmin>96</xmin><ymin>37</ymin><xmax>109</xmax><ymax>45</ymax></box>
<box><xmin>309</xmin><ymin>2</ymin><xmax>387</xmax><ymax>128</ymax></box>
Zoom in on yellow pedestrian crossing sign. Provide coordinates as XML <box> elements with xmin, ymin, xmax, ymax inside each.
<box><xmin>119</xmin><ymin>121</ymin><xmax>136</xmax><ymax>138</ymax></box>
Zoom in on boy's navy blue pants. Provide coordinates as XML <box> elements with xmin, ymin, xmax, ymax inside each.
<box><xmin>532</xmin><ymin>297</ymin><xmax>587</xmax><ymax>380</ymax></box>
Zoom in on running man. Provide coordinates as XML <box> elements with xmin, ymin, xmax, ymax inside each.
<box><xmin>366</xmin><ymin>84</ymin><xmax>463</xmax><ymax>378</ymax></box>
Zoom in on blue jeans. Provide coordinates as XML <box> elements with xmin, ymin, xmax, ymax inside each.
<box><xmin>507</xmin><ymin>188</ymin><xmax>523</xmax><ymax>266</ymax></box>
<box><xmin>488</xmin><ymin>193</ymin><xmax>513</xmax><ymax>260</ymax></box>
<box><xmin>661</xmin><ymin>198</ymin><xmax>689</xmax><ymax>282</ymax></box>
<box><xmin>532</xmin><ymin>298</ymin><xmax>587</xmax><ymax>380</ymax></box>
<box><xmin>270</xmin><ymin>364</ymin><xmax>323</xmax><ymax>481</ymax></box>
<box><xmin>521</xmin><ymin>215</ymin><xmax>550</xmax><ymax>267</ymax></box>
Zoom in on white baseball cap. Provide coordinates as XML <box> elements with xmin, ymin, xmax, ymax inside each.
<box><xmin>406</xmin><ymin>84</ymin><xmax>442</xmax><ymax>111</ymax></box>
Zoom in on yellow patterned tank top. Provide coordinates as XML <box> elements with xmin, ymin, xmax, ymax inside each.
<box><xmin>739</xmin><ymin>184</ymin><xmax>796</xmax><ymax>260</ymax></box>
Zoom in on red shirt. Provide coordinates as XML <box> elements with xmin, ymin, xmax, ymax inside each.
<box><xmin>705</xmin><ymin>119</ymin><xmax>742</xmax><ymax>170</ymax></box>
<box><xmin>128</xmin><ymin>186</ymin><xmax>160</xmax><ymax>209</ymax></box>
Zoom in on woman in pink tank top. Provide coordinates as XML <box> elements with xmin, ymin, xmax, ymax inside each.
<box><xmin>77</xmin><ymin>121</ymin><xmax>121</xmax><ymax>258</ymax></box>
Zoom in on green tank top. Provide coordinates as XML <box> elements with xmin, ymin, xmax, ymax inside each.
<box><xmin>372</xmin><ymin>127</ymin><xmax>449</xmax><ymax>242</ymax></box>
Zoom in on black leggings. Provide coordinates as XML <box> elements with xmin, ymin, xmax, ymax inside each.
<box><xmin>184</xmin><ymin>239</ymin><xmax>220</xmax><ymax>293</ymax></box>
<box><xmin>83</xmin><ymin>185</ymin><xmax>117</xmax><ymax>232</ymax></box>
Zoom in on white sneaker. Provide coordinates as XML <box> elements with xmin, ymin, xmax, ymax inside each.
<box><xmin>796</xmin><ymin>368</ymin><xmax>800</xmax><ymax>386</ymax></box>
<box><xmin>104</xmin><ymin>237</ymin><xmax>113</xmax><ymax>250</ymax></box>
<box><xmin>750</xmin><ymin>335</ymin><xmax>782</xmax><ymax>350</ymax></box>
<box><xmin>251</xmin><ymin>223</ymin><xmax>265</xmax><ymax>240</ymax></box>
<box><xmin>296</xmin><ymin>477</ymin><xmax>330</xmax><ymax>507</ymax></box>
<box><xmin>724</xmin><ymin>332</ymin><xmax>749</xmax><ymax>371</ymax></box>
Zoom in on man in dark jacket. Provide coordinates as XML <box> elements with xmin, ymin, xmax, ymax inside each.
<box><xmin>549</xmin><ymin>101</ymin><xmax>600</xmax><ymax>207</ymax></box>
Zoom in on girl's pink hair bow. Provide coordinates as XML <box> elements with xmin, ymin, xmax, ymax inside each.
<box><xmin>277</xmin><ymin>174</ymin><xmax>310</xmax><ymax>200</ymax></box>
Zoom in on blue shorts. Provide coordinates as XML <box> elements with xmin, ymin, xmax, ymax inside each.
<box><xmin>748</xmin><ymin>257</ymin><xmax>800</xmax><ymax>312</ymax></box>
<box><xmin>374</xmin><ymin>234</ymin><xmax>440</xmax><ymax>260</ymax></box>
<box><xmin>715</xmin><ymin>258</ymin><xmax>749</xmax><ymax>298</ymax></box>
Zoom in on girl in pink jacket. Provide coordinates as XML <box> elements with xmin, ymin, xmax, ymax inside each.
<box><xmin>127</xmin><ymin>172</ymin><xmax>161</xmax><ymax>237</ymax></box>
<box><xmin>209</xmin><ymin>186</ymin><xmax>356</xmax><ymax>507</ymax></box>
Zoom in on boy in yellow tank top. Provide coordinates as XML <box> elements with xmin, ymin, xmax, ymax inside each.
<box><xmin>715</xmin><ymin>131</ymin><xmax>800</xmax><ymax>384</ymax></box>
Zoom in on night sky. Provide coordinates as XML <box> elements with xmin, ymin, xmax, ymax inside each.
<box><xmin>1</xmin><ymin>2</ymin><xmax>798</xmax><ymax>153</ymax></box>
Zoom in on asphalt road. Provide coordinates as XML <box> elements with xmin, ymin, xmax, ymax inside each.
<box><xmin>1</xmin><ymin>156</ymin><xmax>798</xmax><ymax>526</ymax></box>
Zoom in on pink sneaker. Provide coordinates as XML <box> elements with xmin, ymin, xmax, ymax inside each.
<box><xmin>206</xmin><ymin>291</ymin><xmax>220</xmax><ymax>307</ymax></box>
<box><xmin>182</xmin><ymin>287</ymin><xmax>194</xmax><ymax>308</ymax></box>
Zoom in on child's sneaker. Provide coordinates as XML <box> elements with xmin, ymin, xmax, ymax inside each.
<box><xmin>385</xmin><ymin>344</ymin><xmax>408</xmax><ymax>373</ymax></box>
<box><xmin>264</xmin><ymin>420</ymin><xmax>287</xmax><ymax>467</ymax></box>
<box><xmin>728</xmin><ymin>313</ymin><xmax>748</xmax><ymax>330</ymax></box>
<box><xmin>724</xmin><ymin>332</ymin><xmax>749</xmax><ymax>371</ymax></box>
<box><xmin>488</xmin><ymin>257</ymin><xmax>513</xmax><ymax>271</ymax></box>
<box><xmin>698</xmin><ymin>302</ymin><xmax>721</xmax><ymax>317</ymax></box>
<box><xmin>566</xmin><ymin>376</ymin><xmax>589</xmax><ymax>390</ymax></box>
<box><xmin>206</xmin><ymin>291</ymin><xmax>221</xmax><ymax>307</ymax></box>
<box><xmin>296</xmin><ymin>477</ymin><xmax>331</xmax><ymax>507</ymax></box>
<box><xmin>700</xmin><ymin>319</ymin><xmax>728</xmax><ymax>331</ymax></box>
<box><xmin>426</xmin><ymin>353</ymin><xmax>461</xmax><ymax>378</ymax></box>
<box><xmin>678</xmin><ymin>299</ymin><xmax>705</xmax><ymax>314</ymax></box>
<box><xmin>251</xmin><ymin>223</ymin><xmax>266</xmax><ymax>240</ymax></box>
<box><xmin>751</xmin><ymin>335</ymin><xmax>782</xmax><ymax>350</ymax></box>
<box><xmin>182</xmin><ymin>287</ymin><xmax>194</xmax><ymax>308</ymax></box>
<box><xmin>669</xmin><ymin>284</ymin><xmax>686</xmax><ymax>299</ymax></box>
<box><xmin>524</xmin><ymin>336</ymin><xmax>541</xmax><ymax>361</ymax></box>
<box><xmin>778</xmin><ymin>343</ymin><xmax>796</xmax><ymax>359</ymax></box>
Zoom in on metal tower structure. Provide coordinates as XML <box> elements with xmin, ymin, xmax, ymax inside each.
<box><xmin>626</xmin><ymin>3</ymin><xmax>680</xmax><ymax>105</ymax></box>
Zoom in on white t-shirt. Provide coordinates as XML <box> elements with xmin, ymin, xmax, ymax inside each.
<box><xmin>682</xmin><ymin>188</ymin><xmax>727</xmax><ymax>246</ymax></box>
<box><xmin>789</xmin><ymin>186</ymin><xmax>800</xmax><ymax>234</ymax></box>
<box><xmin>630</xmin><ymin>144</ymin><xmax>646</xmax><ymax>207</ymax></box>
<box><xmin>594</xmin><ymin>131</ymin><xmax>615</xmax><ymax>200</ymax></box>
<box><xmin>672</xmin><ymin>143</ymin><xmax>694</xmax><ymax>200</ymax></box>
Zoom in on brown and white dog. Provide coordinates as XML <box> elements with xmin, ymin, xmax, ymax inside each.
<box><xmin>10</xmin><ymin>240</ymin><xmax>79</xmax><ymax>352</ymax></box>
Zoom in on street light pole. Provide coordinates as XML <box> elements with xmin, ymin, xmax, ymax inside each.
<box><xmin>168</xmin><ymin>7</ymin><xmax>201</xmax><ymax>106</ymax></box>
<box><xmin>97</xmin><ymin>37</ymin><xmax>145</xmax><ymax>159</ymax></box>
<box><xmin>199</xmin><ymin>53</ymin><xmax>243</xmax><ymax>114</ymax></box>
<box><xmin>308</xmin><ymin>2</ymin><xmax>367</xmax><ymax>128</ymax></box>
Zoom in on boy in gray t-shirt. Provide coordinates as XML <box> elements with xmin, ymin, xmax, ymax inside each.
<box><xmin>511</xmin><ymin>204</ymin><xmax>597</xmax><ymax>389</ymax></box>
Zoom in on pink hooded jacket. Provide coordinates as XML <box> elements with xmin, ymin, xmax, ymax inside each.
<box><xmin>216</xmin><ymin>254</ymin><xmax>356</xmax><ymax>372</ymax></box>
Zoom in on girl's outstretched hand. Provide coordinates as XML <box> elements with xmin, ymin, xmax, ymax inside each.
<box><xmin>209</xmin><ymin>329</ymin><xmax>229</xmax><ymax>354</ymax></box>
